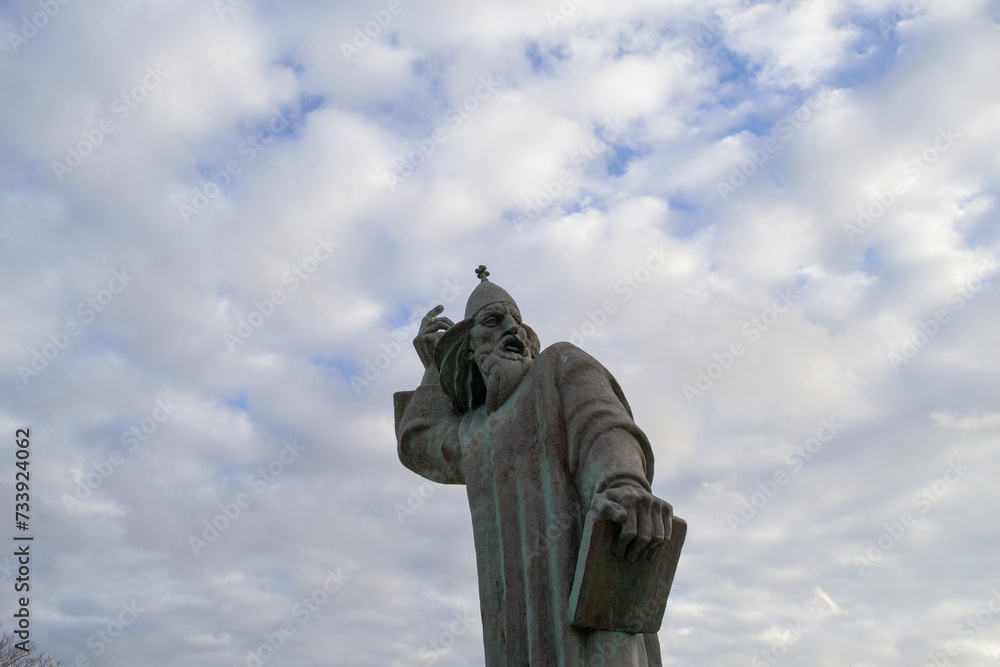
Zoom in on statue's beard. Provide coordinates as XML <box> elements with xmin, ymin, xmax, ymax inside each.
<box><xmin>474</xmin><ymin>336</ymin><xmax>532</xmax><ymax>413</ymax></box>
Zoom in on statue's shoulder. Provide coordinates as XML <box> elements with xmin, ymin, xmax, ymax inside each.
<box><xmin>536</xmin><ymin>342</ymin><xmax>606</xmax><ymax>375</ymax></box>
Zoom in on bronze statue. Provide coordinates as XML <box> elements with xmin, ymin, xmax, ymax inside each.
<box><xmin>394</xmin><ymin>266</ymin><xmax>683</xmax><ymax>666</ymax></box>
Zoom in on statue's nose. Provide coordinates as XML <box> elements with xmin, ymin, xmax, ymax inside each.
<box><xmin>500</xmin><ymin>314</ymin><xmax>519</xmax><ymax>336</ymax></box>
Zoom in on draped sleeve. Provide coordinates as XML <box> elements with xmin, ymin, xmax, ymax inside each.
<box><xmin>394</xmin><ymin>384</ymin><xmax>465</xmax><ymax>485</ymax></box>
<box><xmin>550</xmin><ymin>343</ymin><xmax>654</xmax><ymax>508</ymax></box>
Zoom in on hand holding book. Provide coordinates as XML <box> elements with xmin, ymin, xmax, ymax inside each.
<box><xmin>569</xmin><ymin>486</ymin><xmax>686</xmax><ymax>634</ymax></box>
<box><xmin>589</xmin><ymin>485</ymin><xmax>674</xmax><ymax>562</ymax></box>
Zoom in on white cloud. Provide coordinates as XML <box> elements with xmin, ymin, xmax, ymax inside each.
<box><xmin>931</xmin><ymin>410</ymin><xmax>1000</xmax><ymax>431</ymax></box>
<box><xmin>2</xmin><ymin>0</ymin><xmax>999</xmax><ymax>664</ymax></box>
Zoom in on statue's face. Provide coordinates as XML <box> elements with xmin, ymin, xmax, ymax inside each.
<box><xmin>469</xmin><ymin>302</ymin><xmax>531</xmax><ymax>374</ymax></box>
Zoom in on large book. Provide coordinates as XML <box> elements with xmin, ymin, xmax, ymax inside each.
<box><xmin>568</xmin><ymin>512</ymin><xmax>687</xmax><ymax>634</ymax></box>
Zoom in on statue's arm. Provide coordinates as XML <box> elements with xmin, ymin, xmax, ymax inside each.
<box><xmin>556</xmin><ymin>343</ymin><xmax>672</xmax><ymax>560</ymax></box>
<box><xmin>395</xmin><ymin>305</ymin><xmax>465</xmax><ymax>485</ymax></box>
<box><xmin>579</xmin><ymin>430</ymin><xmax>651</xmax><ymax>502</ymax></box>
<box><xmin>395</xmin><ymin>381</ymin><xmax>465</xmax><ymax>485</ymax></box>
<box><xmin>556</xmin><ymin>345</ymin><xmax>653</xmax><ymax>503</ymax></box>
<box><xmin>561</xmin><ymin>362</ymin><xmax>653</xmax><ymax>507</ymax></box>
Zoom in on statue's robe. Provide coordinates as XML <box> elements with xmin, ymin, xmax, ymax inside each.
<box><xmin>395</xmin><ymin>342</ymin><xmax>663</xmax><ymax>666</ymax></box>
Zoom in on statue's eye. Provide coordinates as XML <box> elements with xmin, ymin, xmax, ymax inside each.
<box><xmin>483</xmin><ymin>316</ymin><xmax>499</xmax><ymax>327</ymax></box>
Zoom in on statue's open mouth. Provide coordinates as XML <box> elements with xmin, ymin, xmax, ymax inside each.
<box><xmin>500</xmin><ymin>335</ymin><xmax>527</xmax><ymax>356</ymax></box>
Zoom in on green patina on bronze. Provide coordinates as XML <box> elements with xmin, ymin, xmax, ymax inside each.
<box><xmin>394</xmin><ymin>266</ymin><xmax>684</xmax><ymax>666</ymax></box>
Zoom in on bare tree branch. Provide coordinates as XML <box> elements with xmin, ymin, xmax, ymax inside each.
<box><xmin>0</xmin><ymin>625</ymin><xmax>63</xmax><ymax>667</ymax></box>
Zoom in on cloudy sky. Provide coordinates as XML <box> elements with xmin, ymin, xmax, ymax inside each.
<box><xmin>2</xmin><ymin>0</ymin><xmax>999</xmax><ymax>664</ymax></box>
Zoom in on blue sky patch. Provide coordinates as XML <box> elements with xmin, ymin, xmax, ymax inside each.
<box><xmin>313</xmin><ymin>355</ymin><xmax>357</xmax><ymax>380</ymax></box>
<box><xmin>223</xmin><ymin>393</ymin><xmax>249</xmax><ymax>412</ymax></box>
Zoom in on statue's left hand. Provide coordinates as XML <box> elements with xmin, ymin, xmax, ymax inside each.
<box><xmin>591</xmin><ymin>486</ymin><xmax>673</xmax><ymax>562</ymax></box>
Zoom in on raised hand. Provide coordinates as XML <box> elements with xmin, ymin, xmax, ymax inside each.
<box><xmin>413</xmin><ymin>304</ymin><xmax>454</xmax><ymax>370</ymax></box>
